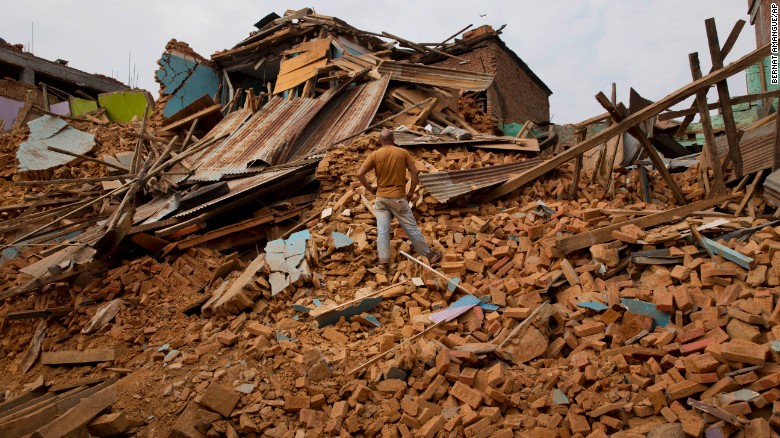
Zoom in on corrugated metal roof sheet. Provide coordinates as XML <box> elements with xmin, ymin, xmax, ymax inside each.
<box><xmin>175</xmin><ymin>160</ymin><xmax>316</xmax><ymax>217</ymax></box>
<box><xmin>189</xmin><ymin>97</ymin><xmax>326</xmax><ymax>181</ymax></box>
<box><xmin>716</xmin><ymin>119</ymin><xmax>775</xmax><ymax>180</ymax></box>
<box><xmin>180</xmin><ymin>107</ymin><xmax>253</xmax><ymax>169</ymax></box>
<box><xmin>419</xmin><ymin>159</ymin><xmax>542</xmax><ymax>203</ymax></box>
<box><xmin>764</xmin><ymin>168</ymin><xmax>780</xmax><ymax>207</ymax></box>
<box><xmin>376</xmin><ymin>60</ymin><xmax>493</xmax><ymax>91</ymax></box>
<box><xmin>290</xmin><ymin>76</ymin><xmax>389</xmax><ymax>160</ymax></box>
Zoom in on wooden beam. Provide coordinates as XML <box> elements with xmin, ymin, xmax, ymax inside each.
<box><xmin>596</xmin><ymin>94</ymin><xmax>688</xmax><ymax>205</ymax></box>
<box><xmin>676</xmin><ymin>19</ymin><xmax>746</xmax><ymax>136</ymax></box>
<box><xmin>155</xmin><ymin>104</ymin><xmax>221</xmax><ymax>134</ymax></box>
<box><xmin>6</xmin><ymin>306</ymin><xmax>72</xmax><ymax>321</ymax></box>
<box><xmin>41</xmin><ymin>349</ymin><xmax>115</xmax><ymax>365</ymax></box>
<box><xmin>31</xmin><ymin>384</ymin><xmax>118</xmax><ymax>438</ymax></box>
<box><xmin>706</xmin><ymin>18</ymin><xmax>743</xmax><ymax>178</ymax></box>
<box><xmin>47</xmin><ymin>146</ymin><xmax>128</xmax><ymax>173</ymax></box>
<box><xmin>347</xmin><ymin>319</ymin><xmax>446</xmax><ymax>375</ymax></box>
<box><xmin>734</xmin><ymin>169</ymin><xmax>766</xmax><ymax>216</ymax></box>
<box><xmin>476</xmin><ymin>44</ymin><xmax>772</xmax><ymax>202</ymax></box>
<box><xmin>568</xmin><ymin>154</ymin><xmax>583</xmax><ymax>201</ymax></box>
<box><xmin>658</xmin><ymin>89</ymin><xmax>779</xmax><ymax>120</ymax></box>
<box><xmin>690</xmin><ymin>52</ymin><xmax>727</xmax><ymax>196</ymax></box>
<box><xmin>574</xmin><ymin>112</ymin><xmax>609</xmax><ymax>128</ymax></box>
<box><xmin>176</xmin><ymin>214</ymin><xmax>275</xmax><ymax>251</ymax></box>
<box><xmin>557</xmin><ymin>193</ymin><xmax>739</xmax><ymax>254</ymax></box>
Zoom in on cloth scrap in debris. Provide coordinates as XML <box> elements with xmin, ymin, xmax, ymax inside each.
<box><xmin>332</xmin><ymin>231</ymin><xmax>354</xmax><ymax>249</ymax></box>
<box><xmin>18</xmin><ymin>115</ymin><xmax>95</xmax><ymax>171</ymax></box>
<box><xmin>429</xmin><ymin>294</ymin><xmax>480</xmax><ymax>323</ymax></box>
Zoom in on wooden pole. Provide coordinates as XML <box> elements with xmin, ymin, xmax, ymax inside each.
<box><xmin>47</xmin><ymin>147</ymin><xmax>128</xmax><ymax>173</ymax></box>
<box><xmin>347</xmin><ymin>320</ymin><xmax>445</xmax><ymax>375</ymax></box>
<box><xmin>477</xmin><ymin>43</ymin><xmax>770</xmax><ymax>203</ymax></box>
<box><xmin>596</xmin><ymin>95</ymin><xmax>688</xmax><ymax>205</ymax></box>
<box><xmin>705</xmin><ymin>18</ymin><xmax>743</xmax><ymax>178</ymax></box>
<box><xmin>675</xmin><ymin>19</ymin><xmax>746</xmax><ymax>137</ymax></box>
<box><xmin>689</xmin><ymin>52</ymin><xmax>727</xmax><ymax>196</ymax></box>
<box><xmin>400</xmin><ymin>250</ymin><xmax>471</xmax><ymax>295</ymax></box>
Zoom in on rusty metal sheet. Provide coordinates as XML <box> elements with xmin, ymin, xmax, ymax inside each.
<box><xmin>189</xmin><ymin>97</ymin><xmax>326</xmax><ymax>181</ymax></box>
<box><xmin>17</xmin><ymin>115</ymin><xmax>95</xmax><ymax>171</ymax></box>
<box><xmin>764</xmin><ymin>168</ymin><xmax>780</xmax><ymax>207</ymax></box>
<box><xmin>377</xmin><ymin>60</ymin><xmax>493</xmax><ymax>91</ymax></box>
<box><xmin>716</xmin><ymin>119</ymin><xmax>775</xmax><ymax>179</ymax></box>
<box><xmin>290</xmin><ymin>76</ymin><xmax>390</xmax><ymax>160</ymax></box>
<box><xmin>174</xmin><ymin>161</ymin><xmax>316</xmax><ymax>217</ymax></box>
<box><xmin>419</xmin><ymin>159</ymin><xmax>542</xmax><ymax>203</ymax></box>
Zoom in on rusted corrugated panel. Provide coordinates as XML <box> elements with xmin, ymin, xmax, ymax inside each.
<box><xmin>174</xmin><ymin>161</ymin><xmax>315</xmax><ymax>217</ymax></box>
<box><xmin>716</xmin><ymin>120</ymin><xmax>775</xmax><ymax>178</ymax></box>
<box><xmin>764</xmin><ymin>169</ymin><xmax>780</xmax><ymax>206</ymax></box>
<box><xmin>290</xmin><ymin>76</ymin><xmax>390</xmax><ymax>160</ymax></box>
<box><xmin>189</xmin><ymin>97</ymin><xmax>326</xmax><ymax>181</ymax></box>
<box><xmin>377</xmin><ymin>61</ymin><xmax>493</xmax><ymax>91</ymax></box>
<box><xmin>419</xmin><ymin>159</ymin><xmax>542</xmax><ymax>203</ymax></box>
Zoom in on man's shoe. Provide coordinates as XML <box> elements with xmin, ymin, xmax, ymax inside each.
<box><xmin>428</xmin><ymin>250</ymin><xmax>442</xmax><ymax>266</ymax></box>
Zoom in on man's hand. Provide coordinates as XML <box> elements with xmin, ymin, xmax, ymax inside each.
<box><xmin>405</xmin><ymin>190</ymin><xmax>414</xmax><ymax>201</ymax></box>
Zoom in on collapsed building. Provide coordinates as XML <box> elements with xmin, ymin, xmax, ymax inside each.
<box><xmin>0</xmin><ymin>6</ymin><xmax>780</xmax><ymax>438</ymax></box>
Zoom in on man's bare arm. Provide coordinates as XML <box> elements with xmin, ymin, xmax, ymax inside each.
<box><xmin>405</xmin><ymin>154</ymin><xmax>419</xmax><ymax>200</ymax></box>
<box><xmin>357</xmin><ymin>160</ymin><xmax>376</xmax><ymax>195</ymax></box>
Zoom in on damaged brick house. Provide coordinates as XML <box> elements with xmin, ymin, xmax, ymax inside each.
<box><xmin>422</xmin><ymin>25</ymin><xmax>553</xmax><ymax>126</ymax></box>
<box><xmin>154</xmin><ymin>8</ymin><xmax>551</xmax><ymax>136</ymax></box>
<box><xmin>0</xmin><ymin>39</ymin><xmax>131</xmax><ymax>130</ymax></box>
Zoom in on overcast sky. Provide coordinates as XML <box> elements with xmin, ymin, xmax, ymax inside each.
<box><xmin>2</xmin><ymin>1</ymin><xmax>756</xmax><ymax>124</ymax></box>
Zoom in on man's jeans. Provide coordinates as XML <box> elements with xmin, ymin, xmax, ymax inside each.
<box><xmin>375</xmin><ymin>197</ymin><xmax>432</xmax><ymax>264</ymax></box>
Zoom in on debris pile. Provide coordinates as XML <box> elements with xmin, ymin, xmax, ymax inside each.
<box><xmin>0</xmin><ymin>7</ymin><xmax>779</xmax><ymax>438</ymax></box>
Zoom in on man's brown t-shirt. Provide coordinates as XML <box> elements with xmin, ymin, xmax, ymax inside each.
<box><xmin>363</xmin><ymin>146</ymin><xmax>411</xmax><ymax>198</ymax></box>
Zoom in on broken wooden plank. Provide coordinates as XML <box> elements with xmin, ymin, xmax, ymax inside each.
<box><xmin>706</xmin><ymin>18</ymin><xmax>743</xmax><ymax>178</ymax></box>
<box><xmin>155</xmin><ymin>104</ymin><xmax>222</xmax><ymax>134</ymax></box>
<box><xmin>31</xmin><ymin>383</ymin><xmax>118</xmax><ymax>438</ymax></box>
<box><xmin>597</xmin><ymin>94</ymin><xmax>687</xmax><ymax>205</ymax></box>
<box><xmin>19</xmin><ymin>320</ymin><xmax>46</xmax><ymax>373</ymax></box>
<box><xmin>658</xmin><ymin>90</ymin><xmax>779</xmax><ymax>120</ymax></box>
<box><xmin>0</xmin><ymin>379</ymin><xmax>114</xmax><ymax>437</ymax></box>
<box><xmin>687</xmin><ymin>398</ymin><xmax>748</xmax><ymax>425</ymax></box>
<box><xmin>347</xmin><ymin>320</ymin><xmax>445</xmax><ymax>375</ymax></box>
<box><xmin>176</xmin><ymin>214</ymin><xmax>275</xmax><ymax>251</ymax></box>
<box><xmin>477</xmin><ymin>43</ymin><xmax>769</xmax><ymax>202</ymax></box>
<box><xmin>6</xmin><ymin>307</ymin><xmax>72</xmax><ymax>321</ymax></box>
<box><xmin>699</xmin><ymin>235</ymin><xmax>755</xmax><ymax>269</ymax></box>
<box><xmin>209</xmin><ymin>253</ymin><xmax>266</xmax><ymax>316</ymax></box>
<box><xmin>675</xmin><ymin>19</ymin><xmax>746</xmax><ymax>136</ymax></box>
<box><xmin>557</xmin><ymin>193</ymin><xmax>739</xmax><ymax>254</ymax></box>
<box><xmin>734</xmin><ymin>169</ymin><xmax>766</xmax><ymax>216</ymax></box>
<box><xmin>41</xmin><ymin>349</ymin><xmax>115</xmax><ymax>365</ymax></box>
<box><xmin>690</xmin><ymin>52</ymin><xmax>727</xmax><ymax>196</ymax></box>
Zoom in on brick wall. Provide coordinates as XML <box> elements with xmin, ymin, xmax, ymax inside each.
<box><xmin>750</xmin><ymin>0</ymin><xmax>774</xmax><ymax>47</ymax></box>
<box><xmin>0</xmin><ymin>77</ymin><xmax>42</xmax><ymax>105</ymax></box>
<box><xmin>429</xmin><ymin>39</ymin><xmax>551</xmax><ymax>124</ymax></box>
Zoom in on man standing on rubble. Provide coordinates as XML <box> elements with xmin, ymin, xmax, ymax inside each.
<box><xmin>357</xmin><ymin>129</ymin><xmax>441</xmax><ymax>272</ymax></box>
